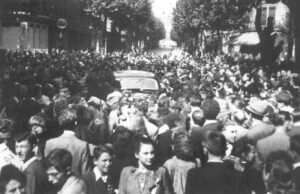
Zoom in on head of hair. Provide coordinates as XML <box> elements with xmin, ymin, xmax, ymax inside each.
<box><xmin>190</xmin><ymin>96</ymin><xmax>201</xmax><ymax>107</ymax></box>
<box><xmin>53</xmin><ymin>96</ymin><xmax>69</xmax><ymax>118</ymax></box>
<box><xmin>15</xmin><ymin>132</ymin><xmax>37</xmax><ymax>147</ymax></box>
<box><xmin>232</xmin><ymin>110</ymin><xmax>246</xmax><ymax>125</ymax></box>
<box><xmin>93</xmin><ymin>145</ymin><xmax>113</xmax><ymax>160</ymax></box>
<box><xmin>231</xmin><ymin>96</ymin><xmax>245</xmax><ymax>109</ymax></box>
<box><xmin>87</xmin><ymin>101</ymin><xmax>100</xmax><ymax>110</ymax></box>
<box><xmin>231</xmin><ymin>137</ymin><xmax>252</xmax><ymax>159</ymax></box>
<box><xmin>157</xmin><ymin>96</ymin><xmax>170</xmax><ymax>116</ymax></box>
<box><xmin>192</xmin><ymin>110</ymin><xmax>205</xmax><ymax>126</ymax></box>
<box><xmin>269</xmin><ymin>111</ymin><xmax>291</xmax><ymax>126</ymax></box>
<box><xmin>172</xmin><ymin>131</ymin><xmax>194</xmax><ymax>161</ymax></box>
<box><xmin>133</xmin><ymin>135</ymin><xmax>155</xmax><ymax>154</ymax></box>
<box><xmin>264</xmin><ymin>151</ymin><xmax>294</xmax><ymax>192</ymax></box>
<box><xmin>201</xmin><ymin>99</ymin><xmax>220</xmax><ymax>120</ymax></box>
<box><xmin>45</xmin><ymin>149</ymin><xmax>72</xmax><ymax>173</ymax></box>
<box><xmin>133</xmin><ymin>99</ymin><xmax>148</xmax><ymax>115</ymax></box>
<box><xmin>205</xmin><ymin>89</ymin><xmax>215</xmax><ymax>99</ymax></box>
<box><xmin>76</xmin><ymin>106</ymin><xmax>94</xmax><ymax>125</ymax></box>
<box><xmin>0</xmin><ymin>165</ymin><xmax>26</xmax><ymax>193</ymax></box>
<box><xmin>112</xmin><ymin>126</ymin><xmax>135</xmax><ymax>159</ymax></box>
<box><xmin>58</xmin><ymin>108</ymin><xmax>77</xmax><ymax>131</ymax></box>
<box><xmin>204</xmin><ymin>131</ymin><xmax>227</xmax><ymax>157</ymax></box>
<box><xmin>127</xmin><ymin>114</ymin><xmax>147</xmax><ymax>134</ymax></box>
<box><xmin>163</xmin><ymin>112</ymin><xmax>182</xmax><ymax>128</ymax></box>
<box><xmin>290</xmin><ymin>135</ymin><xmax>300</xmax><ymax>156</ymax></box>
<box><xmin>117</xmin><ymin>100</ymin><xmax>131</xmax><ymax>116</ymax></box>
<box><xmin>170</xmin><ymin>100</ymin><xmax>183</xmax><ymax>113</ymax></box>
<box><xmin>28</xmin><ymin>115</ymin><xmax>46</xmax><ymax>128</ymax></box>
<box><xmin>217</xmin><ymin>88</ymin><xmax>226</xmax><ymax>98</ymax></box>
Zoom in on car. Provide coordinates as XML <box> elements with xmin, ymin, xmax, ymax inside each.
<box><xmin>114</xmin><ymin>70</ymin><xmax>160</xmax><ymax>98</ymax></box>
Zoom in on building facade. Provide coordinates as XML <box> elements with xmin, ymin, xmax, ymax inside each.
<box><xmin>0</xmin><ymin>0</ymin><xmax>97</xmax><ymax>51</ymax></box>
<box><xmin>226</xmin><ymin>0</ymin><xmax>290</xmax><ymax>59</ymax></box>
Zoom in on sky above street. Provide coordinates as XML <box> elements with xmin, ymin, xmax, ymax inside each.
<box><xmin>152</xmin><ymin>0</ymin><xmax>178</xmax><ymax>39</ymax></box>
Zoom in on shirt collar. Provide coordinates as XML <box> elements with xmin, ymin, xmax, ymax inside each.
<box><xmin>207</xmin><ymin>158</ymin><xmax>223</xmax><ymax>163</ymax></box>
<box><xmin>22</xmin><ymin>156</ymin><xmax>37</xmax><ymax>171</ymax></box>
<box><xmin>204</xmin><ymin>120</ymin><xmax>218</xmax><ymax>126</ymax></box>
<box><xmin>0</xmin><ymin>143</ymin><xmax>8</xmax><ymax>152</ymax></box>
<box><xmin>93</xmin><ymin>167</ymin><xmax>106</xmax><ymax>181</ymax></box>
<box><xmin>62</xmin><ymin>131</ymin><xmax>75</xmax><ymax>136</ymax></box>
<box><xmin>294</xmin><ymin>162</ymin><xmax>300</xmax><ymax>169</ymax></box>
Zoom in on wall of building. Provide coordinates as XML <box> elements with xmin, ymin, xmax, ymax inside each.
<box><xmin>0</xmin><ymin>21</ymin><xmax>48</xmax><ymax>51</ymax></box>
<box><xmin>0</xmin><ymin>0</ymin><xmax>96</xmax><ymax>51</ymax></box>
<box><xmin>0</xmin><ymin>25</ymin><xmax>19</xmax><ymax>50</ymax></box>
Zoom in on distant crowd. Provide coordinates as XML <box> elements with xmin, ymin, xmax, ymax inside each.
<box><xmin>0</xmin><ymin>49</ymin><xmax>300</xmax><ymax>194</ymax></box>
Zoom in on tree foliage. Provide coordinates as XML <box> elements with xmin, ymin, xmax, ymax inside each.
<box><xmin>83</xmin><ymin>0</ymin><xmax>152</xmax><ymax>31</ymax></box>
<box><xmin>81</xmin><ymin>0</ymin><xmax>165</xmax><ymax>50</ymax></box>
<box><xmin>172</xmin><ymin>0</ymin><xmax>252</xmax><ymax>52</ymax></box>
<box><xmin>145</xmin><ymin>16</ymin><xmax>166</xmax><ymax>49</ymax></box>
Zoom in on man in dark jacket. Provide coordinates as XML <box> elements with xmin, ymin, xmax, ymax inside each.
<box><xmin>185</xmin><ymin>131</ymin><xmax>240</xmax><ymax>194</ymax></box>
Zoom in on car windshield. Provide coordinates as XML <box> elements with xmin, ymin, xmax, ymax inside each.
<box><xmin>118</xmin><ymin>78</ymin><xmax>159</xmax><ymax>91</ymax></box>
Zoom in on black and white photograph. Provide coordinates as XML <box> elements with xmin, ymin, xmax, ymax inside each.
<box><xmin>0</xmin><ymin>0</ymin><xmax>300</xmax><ymax>193</ymax></box>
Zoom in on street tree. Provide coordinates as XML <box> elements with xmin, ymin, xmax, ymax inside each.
<box><xmin>172</xmin><ymin>0</ymin><xmax>251</xmax><ymax>54</ymax></box>
<box><xmin>81</xmin><ymin>0</ymin><xmax>161</xmax><ymax>51</ymax></box>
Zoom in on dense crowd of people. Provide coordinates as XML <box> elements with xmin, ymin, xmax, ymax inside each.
<box><xmin>0</xmin><ymin>48</ymin><xmax>300</xmax><ymax>194</ymax></box>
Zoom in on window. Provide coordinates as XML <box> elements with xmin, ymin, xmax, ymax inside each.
<box><xmin>261</xmin><ymin>7</ymin><xmax>267</xmax><ymax>26</ymax></box>
<box><xmin>261</xmin><ymin>6</ymin><xmax>276</xmax><ymax>27</ymax></box>
<box><xmin>269</xmin><ymin>6</ymin><xmax>276</xmax><ymax>19</ymax></box>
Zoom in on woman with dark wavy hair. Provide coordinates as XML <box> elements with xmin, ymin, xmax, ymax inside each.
<box><xmin>110</xmin><ymin>127</ymin><xmax>136</xmax><ymax>187</ymax></box>
<box><xmin>118</xmin><ymin>135</ymin><xmax>173</xmax><ymax>194</ymax></box>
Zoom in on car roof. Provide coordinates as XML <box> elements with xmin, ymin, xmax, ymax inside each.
<box><xmin>114</xmin><ymin>70</ymin><xmax>156</xmax><ymax>78</ymax></box>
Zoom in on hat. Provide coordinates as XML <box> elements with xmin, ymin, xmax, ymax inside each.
<box><xmin>276</xmin><ymin>90</ymin><xmax>292</xmax><ymax>103</ymax></box>
<box><xmin>106</xmin><ymin>91</ymin><xmax>122</xmax><ymax>102</ymax></box>
<box><xmin>106</xmin><ymin>91</ymin><xmax>122</xmax><ymax>110</ymax></box>
<box><xmin>88</xmin><ymin>96</ymin><xmax>101</xmax><ymax>106</ymax></box>
<box><xmin>166</xmin><ymin>72</ymin><xmax>174</xmax><ymax>77</ymax></box>
<box><xmin>246</xmin><ymin>100</ymin><xmax>268</xmax><ymax>116</ymax></box>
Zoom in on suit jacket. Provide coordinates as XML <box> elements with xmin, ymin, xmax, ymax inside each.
<box><xmin>164</xmin><ymin>156</ymin><xmax>197</xmax><ymax>194</ymax></box>
<box><xmin>246</xmin><ymin>120</ymin><xmax>275</xmax><ymax>144</ymax></box>
<box><xmin>190</xmin><ymin>122</ymin><xmax>220</xmax><ymax>160</ymax></box>
<box><xmin>45</xmin><ymin>131</ymin><xmax>91</xmax><ymax>176</ymax></box>
<box><xmin>24</xmin><ymin>159</ymin><xmax>52</xmax><ymax>194</ymax></box>
<box><xmin>82</xmin><ymin>171</ymin><xmax>114</xmax><ymax>194</ymax></box>
<box><xmin>118</xmin><ymin>166</ymin><xmax>173</xmax><ymax>194</ymax></box>
<box><xmin>156</xmin><ymin>130</ymin><xmax>173</xmax><ymax>166</ymax></box>
<box><xmin>58</xmin><ymin>175</ymin><xmax>87</xmax><ymax>194</ymax></box>
<box><xmin>190</xmin><ymin>122</ymin><xmax>221</xmax><ymax>143</ymax></box>
<box><xmin>185</xmin><ymin>162</ymin><xmax>241</xmax><ymax>194</ymax></box>
<box><xmin>256</xmin><ymin>131</ymin><xmax>290</xmax><ymax>162</ymax></box>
